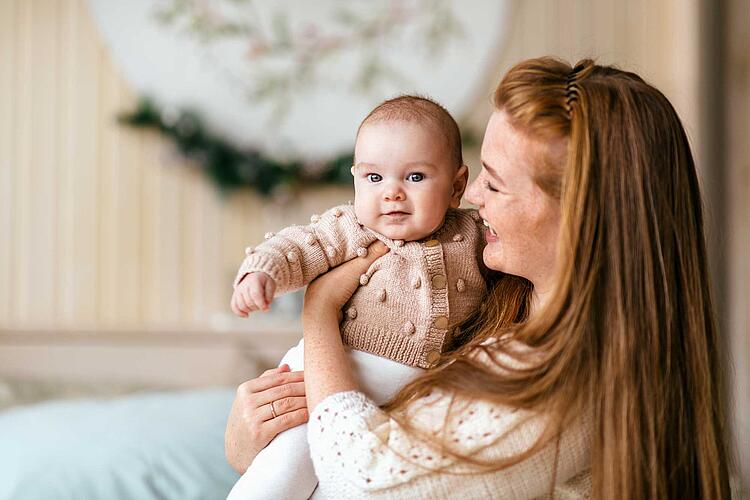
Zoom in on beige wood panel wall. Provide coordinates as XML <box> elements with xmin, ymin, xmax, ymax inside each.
<box><xmin>0</xmin><ymin>0</ymin><xmax>703</xmax><ymax>332</ymax></box>
<box><xmin>727</xmin><ymin>0</ymin><xmax>750</xmax><ymax>488</ymax></box>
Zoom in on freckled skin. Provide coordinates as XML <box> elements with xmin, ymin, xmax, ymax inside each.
<box><xmin>464</xmin><ymin>110</ymin><xmax>561</xmax><ymax>296</ymax></box>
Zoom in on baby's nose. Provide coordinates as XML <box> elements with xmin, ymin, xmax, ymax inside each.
<box><xmin>383</xmin><ymin>187</ymin><xmax>405</xmax><ymax>201</ymax></box>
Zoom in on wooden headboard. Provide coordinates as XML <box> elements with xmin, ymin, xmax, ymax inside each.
<box><xmin>0</xmin><ymin>326</ymin><xmax>302</xmax><ymax>389</ymax></box>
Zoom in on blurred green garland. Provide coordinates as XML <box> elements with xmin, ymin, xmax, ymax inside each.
<box><xmin>118</xmin><ymin>98</ymin><xmax>354</xmax><ymax>197</ymax></box>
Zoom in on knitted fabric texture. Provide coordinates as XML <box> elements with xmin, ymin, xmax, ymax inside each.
<box><xmin>234</xmin><ymin>204</ymin><xmax>487</xmax><ymax>368</ymax></box>
<box><xmin>307</xmin><ymin>388</ymin><xmax>591</xmax><ymax>499</ymax></box>
<box><xmin>307</xmin><ymin>340</ymin><xmax>593</xmax><ymax>499</ymax></box>
<box><xmin>307</xmin><ymin>339</ymin><xmax>592</xmax><ymax>498</ymax></box>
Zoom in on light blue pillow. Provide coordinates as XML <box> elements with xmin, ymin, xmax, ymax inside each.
<box><xmin>0</xmin><ymin>389</ymin><xmax>240</xmax><ymax>500</ymax></box>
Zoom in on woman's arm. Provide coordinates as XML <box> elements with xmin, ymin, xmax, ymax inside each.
<box><xmin>300</xmin><ymin>241</ymin><xmax>591</xmax><ymax>497</ymax></box>
<box><xmin>302</xmin><ymin>241</ymin><xmax>390</xmax><ymax>410</ymax></box>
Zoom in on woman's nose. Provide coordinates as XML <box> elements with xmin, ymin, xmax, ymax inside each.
<box><xmin>464</xmin><ymin>176</ymin><xmax>482</xmax><ymax>206</ymax></box>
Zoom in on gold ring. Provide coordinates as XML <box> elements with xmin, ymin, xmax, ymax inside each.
<box><xmin>270</xmin><ymin>401</ymin><xmax>277</xmax><ymax>419</ymax></box>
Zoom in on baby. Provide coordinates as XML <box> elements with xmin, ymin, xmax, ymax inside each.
<box><xmin>227</xmin><ymin>95</ymin><xmax>489</xmax><ymax>500</ymax></box>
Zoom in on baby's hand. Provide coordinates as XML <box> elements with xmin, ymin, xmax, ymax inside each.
<box><xmin>231</xmin><ymin>272</ymin><xmax>276</xmax><ymax>317</ymax></box>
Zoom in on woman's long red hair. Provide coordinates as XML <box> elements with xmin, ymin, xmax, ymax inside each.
<box><xmin>386</xmin><ymin>57</ymin><xmax>732</xmax><ymax>499</ymax></box>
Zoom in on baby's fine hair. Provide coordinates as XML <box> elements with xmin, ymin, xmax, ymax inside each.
<box><xmin>357</xmin><ymin>95</ymin><xmax>463</xmax><ymax>169</ymax></box>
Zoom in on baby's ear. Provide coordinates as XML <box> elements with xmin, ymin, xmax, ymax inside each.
<box><xmin>450</xmin><ymin>164</ymin><xmax>469</xmax><ymax>208</ymax></box>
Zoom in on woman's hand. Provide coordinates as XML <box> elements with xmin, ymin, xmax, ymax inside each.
<box><xmin>302</xmin><ymin>240</ymin><xmax>390</xmax><ymax>411</ymax></box>
<box><xmin>224</xmin><ymin>364</ymin><xmax>308</xmax><ymax>474</ymax></box>
<box><xmin>303</xmin><ymin>241</ymin><xmax>390</xmax><ymax>322</ymax></box>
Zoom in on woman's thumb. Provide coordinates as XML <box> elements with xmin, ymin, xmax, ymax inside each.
<box><xmin>366</xmin><ymin>241</ymin><xmax>389</xmax><ymax>259</ymax></box>
<box><xmin>342</xmin><ymin>240</ymin><xmax>389</xmax><ymax>278</ymax></box>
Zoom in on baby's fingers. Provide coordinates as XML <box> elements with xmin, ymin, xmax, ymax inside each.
<box><xmin>263</xmin><ymin>277</ymin><xmax>275</xmax><ymax>306</ymax></box>
<box><xmin>247</xmin><ymin>283</ymin><xmax>268</xmax><ymax>311</ymax></box>
<box><xmin>231</xmin><ymin>292</ymin><xmax>248</xmax><ymax>317</ymax></box>
<box><xmin>240</xmin><ymin>287</ymin><xmax>261</xmax><ymax>314</ymax></box>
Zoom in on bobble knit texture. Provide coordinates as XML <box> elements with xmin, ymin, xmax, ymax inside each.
<box><xmin>234</xmin><ymin>205</ymin><xmax>488</xmax><ymax>368</ymax></box>
<box><xmin>306</xmin><ymin>342</ymin><xmax>592</xmax><ymax>499</ymax></box>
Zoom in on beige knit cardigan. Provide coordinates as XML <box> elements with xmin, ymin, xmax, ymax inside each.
<box><xmin>234</xmin><ymin>204</ymin><xmax>488</xmax><ymax>368</ymax></box>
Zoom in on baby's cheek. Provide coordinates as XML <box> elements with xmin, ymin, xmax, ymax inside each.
<box><xmin>353</xmin><ymin>202</ymin><xmax>380</xmax><ymax>230</ymax></box>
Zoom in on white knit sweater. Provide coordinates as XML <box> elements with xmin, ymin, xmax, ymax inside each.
<box><xmin>307</xmin><ymin>344</ymin><xmax>592</xmax><ymax>499</ymax></box>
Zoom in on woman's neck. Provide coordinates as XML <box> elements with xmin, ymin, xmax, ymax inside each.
<box><xmin>530</xmin><ymin>286</ymin><xmax>553</xmax><ymax>318</ymax></box>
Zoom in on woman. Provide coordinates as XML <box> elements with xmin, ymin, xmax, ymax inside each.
<box><xmin>225</xmin><ymin>58</ymin><xmax>732</xmax><ymax>498</ymax></box>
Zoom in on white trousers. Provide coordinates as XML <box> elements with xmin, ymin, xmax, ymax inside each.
<box><xmin>226</xmin><ymin>339</ymin><xmax>424</xmax><ymax>500</ymax></box>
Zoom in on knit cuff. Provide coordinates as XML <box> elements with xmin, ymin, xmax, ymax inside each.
<box><xmin>233</xmin><ymin>252</ymin><xmax>290</xmax><ymax>290</ymax></box>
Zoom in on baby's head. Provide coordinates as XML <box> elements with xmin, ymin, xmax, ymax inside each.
<box><xmin>352</xmin><ymin>95</ymin><xmax>468</xmax><ymax>241</ymax></box>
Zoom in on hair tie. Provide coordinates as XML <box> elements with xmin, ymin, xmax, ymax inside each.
<box><xmin>564</xmin><ymin>66</ymin><xmax>582</xmax><ymax>116</ymax></box>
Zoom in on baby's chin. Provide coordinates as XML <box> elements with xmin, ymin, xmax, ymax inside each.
<box><xmin>374</xmin><ymin>224</ymin><xmax>436</xmax><ymax>242</ymax></box>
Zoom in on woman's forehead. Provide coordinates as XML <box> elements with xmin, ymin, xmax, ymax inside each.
<box><xmin>482</xmin><ymin>110</ymin><xmax>563</xmax><ymax>181</ymax></box>
<box><xmin>482</xmin><ymin>112</ymin><xmax>531</xmax><ymax>175</ymax></box>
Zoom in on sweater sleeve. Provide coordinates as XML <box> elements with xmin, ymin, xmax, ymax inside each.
<box><xmin>308</xmin><ymin>391</ymin><xmax>590</xmax><ymax>499</ymax></box>
<box><xmin>307</xmin><ymin>341</ymin><xmax>592</xmax><ymax>499</ymax></box>
<box><xmin>233</xmin><ymin>205</ymin><xmax>377</xmax><ymax>295</ymax></box>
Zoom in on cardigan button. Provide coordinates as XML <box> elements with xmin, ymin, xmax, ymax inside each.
<box><xmin>431</xmin><ymin>274</ymin><xmax>447</xmax><ymax>289</ymax></box>
<box><xmin>433</xmin><ymin>316</ymin><xmax>448</xmax><ymax>329</ymax></box>
<box><xmin>426</xmin><ymin>350</ymin><xmax>441</xmax><ymax>365</ymax></box>
<box><xmin>347</xmin><ymin>307</ymin><xmax>357</xmax><ymax>319</ymax></box>
<box><xmin>403</xmin><ymin>321</ymin><xmax>415</xmax><ymax>335</ymax></box>
<box><xmin>244</xmin><ymin>246</ymin><xmax>254</xmax><ymax>256</ymax></box>
<box><xmin>424</xmin><ymin>239</ymin><xmax>439</xmax><ymax>247</ymax></box>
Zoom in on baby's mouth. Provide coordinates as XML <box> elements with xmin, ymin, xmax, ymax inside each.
<box><xmin>384</xmin><ymin>211</ymin><xmax>409</xmax><ymax>216</ymax></box>
<box><xmin>483</xmin><ymin>219</ymin><xmax>498</xmax><ymax>237</ymax></box>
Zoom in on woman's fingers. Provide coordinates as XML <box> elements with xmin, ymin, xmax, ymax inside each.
<box><xmin>260</xmin><ymin>364</ymin><xmax>290</xmax><ymax>377</ymax></box>
<box><xmin>254</xmin><ymin>381</ymin><xmax>306</xmax><ymax>407</ymax></box>
<box><xmin>243</xmin><ymin>370</ymin><xmax>305</xmax><ymax>394</ymax></box>
<box><xmin>261</xmin><ymin>396</ymin><xmax>307</xmax><ymax>421</ymax></box>
<box><xmin>265</xmin><ymin>407</ymin><xmax>309</xmax><ymax>436</ymax></box>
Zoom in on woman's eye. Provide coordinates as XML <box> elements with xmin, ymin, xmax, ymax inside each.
<box><xmin>484</xmin><ymin>180</ymin><xmax>499</xmax><ymax>193</ymax></box>
<box><xmin>407</xmin><ymin>172</ymin><xmax>424</xmax><ymax>182</ymax></box>
<box><xmin>367</xmin><ymin>173</ymin><xmax>382</xmax><ymax>183</ymax></box>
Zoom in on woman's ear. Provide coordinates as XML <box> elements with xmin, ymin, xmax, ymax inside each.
<box><xmin>450</xmin><ymin>164</ymin><xmax>469</xmax><ymax>208</ymax></box>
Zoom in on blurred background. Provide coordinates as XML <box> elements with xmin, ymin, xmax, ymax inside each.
<box><xmin>0</xmin><ymin>0</ymin><xmax>747</xmax><ymax>497</ymax></box>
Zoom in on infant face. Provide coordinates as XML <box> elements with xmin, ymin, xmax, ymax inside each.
<box><xmin>352</xmin><ymin>120</ymin><xmax>458</xmax><ymax>241</ymax></box>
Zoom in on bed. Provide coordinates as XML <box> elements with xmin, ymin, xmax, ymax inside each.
<box><xmin>0</xmin><ymin>326</ymin><xmax>300</xmax><ymax>500</ymax></box>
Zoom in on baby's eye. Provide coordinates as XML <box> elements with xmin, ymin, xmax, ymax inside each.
<box><xmin>367</xmin><ymin>173</ymin><xmax>383</xmax><ymax>183</ymax></box>
<box><xmin>406</xmin><ymin>172</ymin><xmax>424</xmax><ymax>182</ymax></box>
